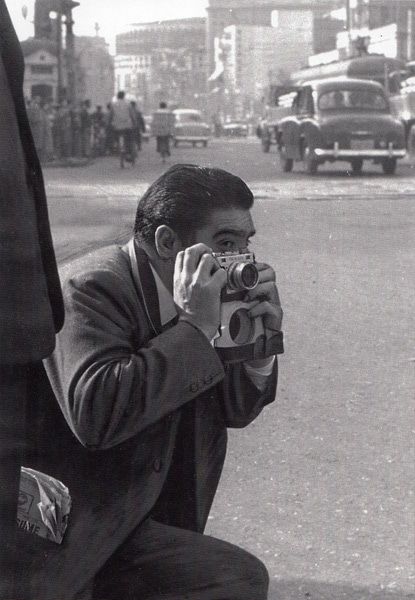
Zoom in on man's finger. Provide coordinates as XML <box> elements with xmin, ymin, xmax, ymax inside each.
<box><xmin>174</xmin><ymin>250</ymin><xmax>184</xmax><ymax>277</ymax></box>
<box><xmin>255</xmin><ymin>264</ymin><xmax>276</xmax><ymax>283</ymax></box>
<box><xmin>182</xmin><ymin>244</ymin><xmax>212</xmax><ymax>274</ymax></box>
<box><xmin>211</xmin><ymin>267</ymin><xmax>228</xmax><ymax>288</ymax></box>
<box><xmin>194</xmin><ymin>253</ymin><xmax>217</xmax><ymax>281</ymax></box>
<box><xmin>248</xmin><ymin>301</ymin><xmax>274</xmax><ymax>318</ymax></box>
<box><xmin>246</xmin><ymin>281</ymin><xmax>281</xmax><ymax>304</ymax></box>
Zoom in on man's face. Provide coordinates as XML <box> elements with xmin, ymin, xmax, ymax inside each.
<box><xmin>191</xmin><ymin>207</ymin><xmax>256</xmax><ymax>253</ymax></box>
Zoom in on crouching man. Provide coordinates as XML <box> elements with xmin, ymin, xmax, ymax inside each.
<box><xmin>31</xmin><ymin>164</ymin><xmax>283</xmax><ymax>599</ymax></box>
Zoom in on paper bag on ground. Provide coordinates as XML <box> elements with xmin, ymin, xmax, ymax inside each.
<box><xmin>17</xmin><ymin>467</ymin><xmax>71</xmax><ymax>544</ymax></box>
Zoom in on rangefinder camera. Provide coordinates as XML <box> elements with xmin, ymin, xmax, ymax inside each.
<box><xmin>212</xmin><ymin>251</ymin><xmax>267</xmax><ymax>362</ymax></box>
<box><xmin>213</xmin><ymin>250</ymin><xmax>259</xmax><ymax>292</ymax></box>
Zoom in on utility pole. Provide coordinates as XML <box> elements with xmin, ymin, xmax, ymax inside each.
<box><xmin>63</xmin><ymin>1</ymin><xmax>80</xmax><ymax>105</ymax></box>
<box><xmin>56</xmin><ymin>7</ymin><xmax>63</xmax><ymax>102</ymax></box>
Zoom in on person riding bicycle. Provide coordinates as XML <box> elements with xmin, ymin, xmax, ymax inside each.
<box><xmin>110</xmin><ymin>91</ymin><xmax>135</xmax><ymax>161</ymax></box>
<box><xmin>151</xmin><ymin>102</ymin><xmax>175</xmax><ymax>163</ymax></box>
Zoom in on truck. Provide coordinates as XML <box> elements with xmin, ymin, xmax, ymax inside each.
<box><xmin>257</xmin><ymin>85</ymin><xmax>298</xmax><ymax>153</ymax></box>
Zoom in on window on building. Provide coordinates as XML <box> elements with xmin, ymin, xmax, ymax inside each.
<box><xmin>31</xmin><ymin>64</ymin><xmax>54</xmax><ymax>74</ymax></box>
<box><xmin>271</xmin><ymin>10</ymin><xmax>279</xmax><ymax>27</ymax></box>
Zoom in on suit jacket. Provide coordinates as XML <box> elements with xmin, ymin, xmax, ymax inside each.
<box><xmin>17</xmin><ymin>244</ymin><xmax>277</xmax><ymax>599</ymax></box>
<box><xmin>0</xmin><ymin>0</ymin><xmax>64</xmax><ymax>363</ymax></box>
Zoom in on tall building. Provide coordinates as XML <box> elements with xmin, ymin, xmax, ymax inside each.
<box><xmin>304</xmin><ymin>0</ymin><xmax>415</xmax><ymax>70</ymax></box>
<box><xmin>219</xmin><ymin>16</ymin><xmax>313</xmax><ymax>115</ymax></box>
<box><xmin>335</xmin><ymin>0</ymin><xmax>415</xmax><ymax>61</ymax></box>
<box><xmin>366</xmin><ymin>0</ymin><xmax>415</xmax><ymax>60</ymax></box>
<box><xmin>206</xmin><ymin>0</ymin><xmax>343</xmax><ymax>76</ymax></box>
<box><xmin>75</xmin><ymin>36</ymin><xmax>114</xmax><ymax>107</ymax></box>
<box><xmin>115</xmin><ymin>18</ymin><xmax>207</xmax><ymax>112</ymax></box>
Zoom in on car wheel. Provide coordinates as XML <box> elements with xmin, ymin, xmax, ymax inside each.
<box><xmin>261</xmin><ymin>137</ymin><xmax>271</xmax><ymax>153</ymax></box>
<box><xmin>382</xmin><ymin>158</ymin><xmax>397</xmax><ymax>175</ymax></box>
<box><xmin>351</xmin><ymin>159</ymin><xmax>363</xmax><ymax>175</ymax></box>
<box><xmin>303</xmin><ymin>143</ymin><xmax>318</xmax><ymax>175</ymax></box>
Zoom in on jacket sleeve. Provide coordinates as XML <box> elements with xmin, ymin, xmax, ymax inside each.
<box><xmin>219</xmin><ymin>359</ymin><xmax>278</xmax><ymax>428</ymax></box>
<box><xmin>44</xmin><ymin>268</ymin><xmax>225</xmax><ymax>450</ymax></box>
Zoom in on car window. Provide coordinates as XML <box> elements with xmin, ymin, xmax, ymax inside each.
<box><xmin>318</xmin><ymin>89</ymin><xmax>388</xmax><ymax>111</ymax></box>
<box><xmin>176</xmin><ymin>113</ymin><xmax>202</xmax><ymax>123</ymax></box>
<box><xmin>296</xmin><ymin>87</ymin><xmax>313</xmax><ymax>114</ymax></box>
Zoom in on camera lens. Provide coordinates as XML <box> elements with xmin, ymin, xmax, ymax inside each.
<box><xmin>229</xmin><ymin>309</ymin><xmax>255</xmax><ymax>345</ymax></box>
<box><xmin>227</xmin><ymin>262</ymin><xmax>259</xmax><ymax>290</ymax></box>
<box><xmin>240</xmin><ymin>263</ymin><xmax>258</xmax><ymax>288</ymax></box>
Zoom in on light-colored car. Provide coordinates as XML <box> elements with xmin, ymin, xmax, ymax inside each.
<box><xmin>173</xmin><ymin>109</ymin><xmax>210</xmax><ymax>147</ymax></box>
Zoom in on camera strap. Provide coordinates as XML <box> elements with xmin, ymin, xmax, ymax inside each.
<box><xmin>127</xmin><ymin>238</ymin><xmax>162</xmax><ymax>337</ymax></box>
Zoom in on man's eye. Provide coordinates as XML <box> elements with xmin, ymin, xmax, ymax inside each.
<box><xmin>219</xmin><ymin>241</ymin><xmax>235</xmax><ymax>251</ymax></box>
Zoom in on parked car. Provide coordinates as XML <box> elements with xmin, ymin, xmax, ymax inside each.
<box><xmin>277</xmin><ymin>78</ymin><xmax>406</xmax><ymax>175</ymax></box>
<box><xmin>223</xmin><ymin>120</ymin><xmax>249</xmax><ymax>137</ymax></box>
<box><xmin>173</xmin><ymin>109</ymin><xmax>210</xmax><ymax>147</ymax></box>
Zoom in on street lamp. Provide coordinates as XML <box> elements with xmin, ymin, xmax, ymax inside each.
<box><xmin>49</xmin><ymin>0</ymin><xmax>80</xmax><ymax>104</ymax></box>
<box><xmin>63</xmin><ymin>1</ymin><xmax>80</xmax><ymax>105</ymax></box>
<box><xmin>48</xmin><ymin>9</ymin><xmax>63</xmax><ymax>103</ymax></box>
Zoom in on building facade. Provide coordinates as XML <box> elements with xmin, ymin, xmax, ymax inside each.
<box><xmin>218</xmin><ymin>15</ymin><xmax>313</xmax><ymax>116</ymax></box>
<box><xmin>20</xmin><ymin>38</ymin><xmax>59</xmax><ymax>102</ymax></box>
<box><xmin>312</xmin><ymin>0</ymin><xmax>415</xmax><ymax>63</ymax></box>
<box><xmin>206</xmin><ymin>0</ymin><xmax>343</xmax><ymax>77</ymax></box>
<box><xmin>115</xmin><ymin>18</ymin><xmax>207</xmax><ymax>112</ymax></box>
<box><xmin>367</xmin><ymin>0</ymin><xmax>415</xmax><ymax>61</ymax></box>
<box><xmin>75</xmin><ymin>36</ymin><xmax>114</xmax><ymax>107</ymax></box>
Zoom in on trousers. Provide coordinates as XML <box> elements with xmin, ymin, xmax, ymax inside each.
<box><xmin>92</xmin><ymin>519</ymin><xmax>269</xmax><ymax>600</ymax></box>
<box><xmin>0</xmin><ymin>364</ymin><xmax>30</xmax><ymax>600</ymax></box>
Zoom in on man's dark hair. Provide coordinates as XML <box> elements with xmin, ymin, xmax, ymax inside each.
<box><xmin>134</xmin><ymin>164</ymin><xmax>254</xmax><ymax>245</ymax></box>
<box><xmin>159</xmin><ymin>102</ymin><xmax>167</xmax><ymax>109</ymax></box>
<box><xmin>117</xmin><ymin>90</ymin><xmax>125</xmax><ymax>100</ymax></box>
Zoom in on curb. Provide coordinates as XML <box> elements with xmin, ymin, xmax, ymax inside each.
<box><xmin>42</xmin><ymin>158</ymin><xmax>94</xmax><ymax>169</ymax></box>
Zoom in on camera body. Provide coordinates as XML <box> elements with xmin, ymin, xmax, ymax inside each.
<box><xmin>212</xmin><ymin>251</ymin><xmax>269</xmax><ymax>362</ymax></box>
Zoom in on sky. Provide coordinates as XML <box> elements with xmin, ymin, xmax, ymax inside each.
<box><xmin>6</xmin><ymin>0</ymin><xmax>208</xmax><ymax>51</ymax></box>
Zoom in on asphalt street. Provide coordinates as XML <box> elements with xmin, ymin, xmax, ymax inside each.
<box><xmin>43</xmin><ymin>138</ymin><xmax>414</xmax><ymax>599</ymax></box>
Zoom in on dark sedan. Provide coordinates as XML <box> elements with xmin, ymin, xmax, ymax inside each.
<box><xmin>223</xmin><ymin>120</ymin><xmax>249</xmax><ymax>137</ymax></box>
<box><xmin>277</xmin><ymin>78</ymin><xmax>406</xmax><ymax>175</ymax></box>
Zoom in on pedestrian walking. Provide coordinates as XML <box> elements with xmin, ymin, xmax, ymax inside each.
<box><xmin>151</xmin><ymin>101</ymin><xmax>175</xmax><ymax>163</ymax></box>
<box><xmin>130</xmin><ymin>100</ymin><xmax>146</xmax><ymax>153</ymax></box>
<box><xmin>80</xmin><ymin>99</ymin><xmax>92</xmax><ymax>158</ymax></box>
<box><xmin>69</xmin><ymin>101</ymin><xmax>82</xmax><ymax>158</ymax></box>
<box><xmin>110</xmin><ymin>90</ymin><xmax>136</xmax><ymax>165</ymax></box>
<box><xmin>91</xmin><ymin>105</ymin><xmax>106</xmax><ymax>156</ymax></box>
<box><xmin>104</xmin><ymin>101</ymin><xmax>115</xmax><ymax>155</ymax></box>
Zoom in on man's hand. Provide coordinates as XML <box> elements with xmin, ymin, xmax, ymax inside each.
<box><xmin>245</xmin><ymin>262</ymin><xmax>283</xmax><ymax>332</ymax></box>
<box><xmin>174</xmin><ymin>244</ymin><xmax>227</xmax><ymax>340</ymax></box>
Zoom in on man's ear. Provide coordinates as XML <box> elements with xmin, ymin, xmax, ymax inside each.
<box><xmin>154</xmin><ymin>225</ymin><xmax>182</xmax><ymax>260</ymax></box>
